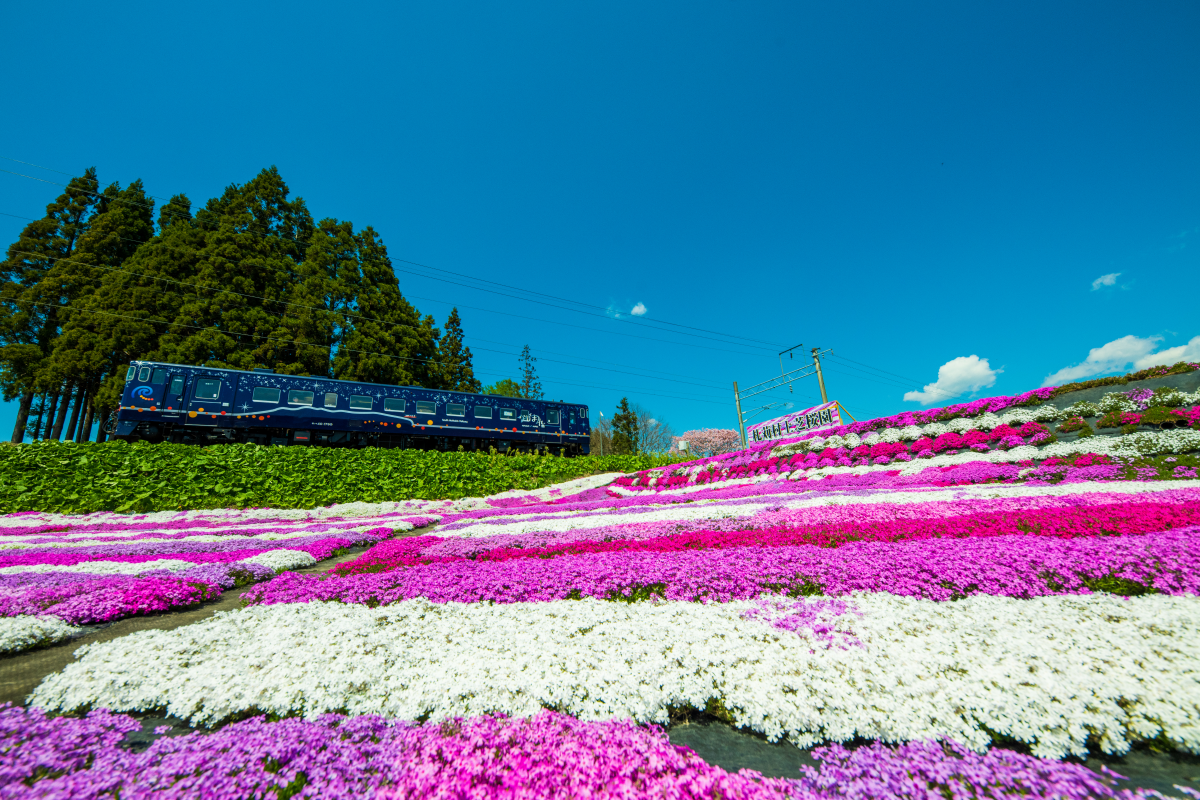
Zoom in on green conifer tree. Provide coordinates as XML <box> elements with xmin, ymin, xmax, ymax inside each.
<box><xmin>331</xmin><ymin>225</ymin><xmax>440</xmax><ymax>387</ymax></box>
<box><xmin>157</xmin><ymin>167</ymin><xmax>313</xmax><ymax>371</ymax></box>
<box><xmin>63</xmin><ymin>193</ymin><xmax>200</xmax><ymax>437</ymax></box>
<box><xmin>610</xmin><ymin>397</ymin><xmax>640</xmax><ymax>454</ymax></box>
<box><xmin>0</xmin><ymin>168</ymin><xmax>100</xmax><ymax>441</ymax></box>
<box><xmin>435</xmin><ymin>308</ymin><xmax>481</xmax><ymax>392</ymax></box>
<box><xmin>46</xmin><ymin>179</ymin><xmax>156</xmax><ymax>439</ymax></box>
<box><xmin>517</xmin><ymin>344</ymin><xmax>543</xmax><ymax>400</ymax></box>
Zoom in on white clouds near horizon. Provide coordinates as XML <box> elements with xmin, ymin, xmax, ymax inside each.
<box><xmin>1040</xmin><ymin>334</ymin><xmax>1200</xmax><ymax>387</ymax></box>
<box><xmin>904</xmin><ymin>355</ymin><xmax>999</xmax><ymax>406</ymax></box>
<box><xmin>631</xmin><ymin>302</ymin><xmax>647</xmax><ymax>316</ymax></box>
<box><xmin>1091</xmin><ymin>273</ymin><xmax>1121</xmax><ymax>290</ymax></box>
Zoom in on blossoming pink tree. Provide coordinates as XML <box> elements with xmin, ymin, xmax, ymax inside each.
<box><xmin>672</xmin><ymin>429</ymin><xmax>741</xmax><ymax>457</ymax></box>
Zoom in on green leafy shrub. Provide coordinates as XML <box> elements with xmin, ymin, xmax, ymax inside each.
<box><xmin>1056</xmin><ymin>416</ymin><xmax>1091</xmax><ymax>435</ymax></box>
<box><xmin>1141</xmin><ymin>406</ymin><xmax>1191</xmax><ymax>428</ymax></box>
<box><xmin>0</xmin><ymin>441</ymin><xmax>682</xmax><ymax>514</ymax></box>
<box><xmin>1096</xmin><ymin>412</ymin><xmax>1124</xmax><ymax>430</ymax></box>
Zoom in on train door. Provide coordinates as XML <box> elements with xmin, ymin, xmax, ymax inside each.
<box><xmin>163</xmin><ymin>372</ymin><xmax>187</xmax><ymax>412</ymax></box>
<box><xmin>186</xmin><ymin>373</ymin><xmax>238</xmax><ymax>426</ymax></box>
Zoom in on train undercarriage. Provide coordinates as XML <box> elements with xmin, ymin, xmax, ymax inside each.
<box><xmin>111</xmin><ymin>419</ymin><xmax>588</xmax><ymax>456</ymax></box>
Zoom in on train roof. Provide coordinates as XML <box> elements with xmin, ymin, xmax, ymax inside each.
<box><xmin>128</xmin><ymin>359</ymin><xmax>580</xmax><ymax>404</ymax></box>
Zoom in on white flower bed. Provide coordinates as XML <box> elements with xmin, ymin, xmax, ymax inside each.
<box><xmin>0</xmin><ymin>615</ymin><xmax>80</xmax><ymax>654</ymax></box>
<box><xmin>236</xmin><ymin>549</ymin><xmax>317</xmax><ymax>572</ymax></box>
<box><xmin>32</xmin><ymin>593</ymin><xmax>1200</xmax><ymax>758</ymax></box>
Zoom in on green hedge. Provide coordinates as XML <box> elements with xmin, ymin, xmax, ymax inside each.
<box><xmin>0</xmin><ymin>441</ymin><xmax>681</xmax><ymax>514</ymax></box>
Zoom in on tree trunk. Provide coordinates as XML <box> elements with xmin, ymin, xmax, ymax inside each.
<box><xmin>10</xmin><ymin>391</ymin><xmax>34</xmax><ymax>443</ymax></box>
<box><xmin>42</xmin><ymin>392</ymin><xmax>60</xmax><ymax>440</ymax></box>
<box><xmin>50</xmin><ymin>384</ymin><xmax>74</xmax><ymax>441</ymax></box>
<box><xmin>94</xmin><ymin>406</ymin><xmax>108</xmax><ymax>443</ymax></box>
<box><xmin>78</xmin><ymin>389</ymin><xmax>95</xmax><ymax>442</ymax></box>
<box><xmin>29</xmin><ymin>394</ymin><xmax>46</xmax><ymax>439</ymax></box>
<box><xmin>64</xmin><ymin>385</ymin><xmax>84</xmax><ymax>442</ymax></box>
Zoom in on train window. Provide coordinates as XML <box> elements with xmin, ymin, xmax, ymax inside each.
<box><xmin>253</xmin><ymin>387</ymin><xmax>281</xmax><ymax>404</ymax></box>
<box><xmin>474</xmin><ymin>406</ymin><xmax>493</xmax><ymax>419</ymax></box>
<box><xmin>138</xmin><ymin>366</ymin><xmax>151</xmax><ymax>382</ymax></box>
<box><xmin>195</xmin><ymin>378</ymin><xmax>221</xmax><ymax>400</ymax></box>
<box><xmin>416</xmin><ymin>401</ymin><xmax>436</xmax><ymax>415</ymax></box>
<box><xmin>349</xmin><ymin>395</ymin><xmax>373</xmax><ymax>410</ymax></box>
<box><xmin>169</xmin><ymin>376</ymin><xmax>185</xmax><ymax>395</ymax></box>
<box><xmin>288</xmin><ymin>390</ymin><xmax>315</xmax><ymax>406</ymax></box>
<box><xmin>447</xmin><ymin>403</ymin><xmax>465</xmax><ymax>417</ymax></box>
<box><xmin>500</xmin><ymin>408</ymin><xmax>517</xmax><ymax>421</ymax></box>
<box><xmin>569</xmin><ymin>410</ymin><xmax>576</xmax><ymax>425</ymax></box>
<box><xmin>151</xmin><ymin>368</ymin><xmax>167</xmax><ymax>384</ymax></box>
<box><xmin>546</xmin><ymin>408</ymin><xmax>560</xmax><ymax>425</ymax></box>
<box><xmin>384</xmin><ymin>398</ymin><xmax>405</xmax><ymax>412</ymax></box>
<box><xmin>125</xmin><ymin>365</ymin><xmax>136</xmax><ymax>380</ymax></box>
<box><xmin>325</xmin><ymin>393</ymin><xmax>338</xmax><ymax>408</ymax></box>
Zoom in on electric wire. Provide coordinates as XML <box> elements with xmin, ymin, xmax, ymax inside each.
<box><xmin>8</xmin><ymin>250</ymin><xmax>732</xmax><ymax>391</ymax></box>
<box><xmin>1</xmin><ymin>166</ymin><xmax>782</xmax><ymax>350</ymax></box>
<box><xmin>1</xmin><ymin>208</ymin><xmax>769</xmax><ymax>360</ymax></box>
<box><xmin>1</xmin><ymin>214</ymin><xmax>768</xmax><ymax>360</ymax></box>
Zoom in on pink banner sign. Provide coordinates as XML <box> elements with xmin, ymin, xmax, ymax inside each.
<box><xmin>746</xmin><ymin>401</ymin><xmax>841</xmax><ymax>443</ymax></box>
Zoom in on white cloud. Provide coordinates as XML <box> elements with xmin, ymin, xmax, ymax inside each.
<box><xmin>630</xmin><ymin>302</ymin><xmax>647</xmax><ymax>316</ymax></box>
<box><xmin>1133</xmin><ymin>335</ymin><xmax>1200</xmax><ymax>370</ymax></box>
<box><xmin>1091</xmin><ymin>273</ymin><xmax>1121</xmax><ymax>291</ymax></box>
<box><xmin>1040</xmin><ymin>335</ymin><xmax>1160</xmax><ymax>386</ymax></box>
<box><xmin>903</xmin><ymin>355</ymin><xmax>999</xmax><ymax>406</ymax></box>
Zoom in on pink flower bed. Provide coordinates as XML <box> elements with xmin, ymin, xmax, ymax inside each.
<box><xmin>0</xmin><ymin>575</ymin><xmax>221</xmax><ymax>624</ymax></box>
<box><xmin>0</xmin><ymin>507</ymin><xmax>434</xmax><ymax>626</ymax></box>
<box><xmin>244</xmin><ymin>526</ymin><xmax>1200</xmax><ymax>606</ymax></box>
<box><xmin>333</xmin><ymin>500</ymin><xmax>1200</xmax><ymax>575</ymax></box>
<box><xmin>2</xmin><ymin>705</ymin><xmax>1156</xmax><ymax>800</ymax></box>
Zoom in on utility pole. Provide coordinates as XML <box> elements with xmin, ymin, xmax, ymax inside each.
<box><xmin>733</xmin><ymin>381</ymin><xmax>747</xmax><ymax>448</ymax></box>
<box><xmin>811</xmin><ymin>348</ymin><xmax>829</xmax><ymax>403</ymax></box>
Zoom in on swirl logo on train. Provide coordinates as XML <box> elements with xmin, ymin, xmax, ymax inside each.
<box><xmin>131</xmin><ymin>385</ymin><xmax>156</xmax><ymax>405</ymax></box>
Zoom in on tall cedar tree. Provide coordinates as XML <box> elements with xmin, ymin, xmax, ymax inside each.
<box><xmin>610</xmin><ymin>397</ymin><xmax>640</xmax><ymax>454</ymax></box>
<box><xmin>47</xmin><ymin>180</ymin><xmax>156</xmax><ymax>439</ymax></box>
<box><xmin>325</xmin><ymin>223</ymin><xmax>441</xmax><ymax>387</ymax></box>
<box><xmin>156</xmin><ymin>167</ymin><xmax>313</xmax><ymax>371</ymax></box>
<box><xmin>517</xmin><ymin>344</ymin><xmax>543</xmax><ymax>399</ymax></box>
<box><xmin>70</xmin><ymin>194</ymin><xmax>199</xmax><ymax>427</ymax></box>
<box><xmin>436</xmin><ymin>308</ymin><xmax>481</xmax><ymax>392</ymax></box>
<box><xmin>0</xmin><ymin>169</ymin><xmax>99</xmax><ymax>441</ymax></box>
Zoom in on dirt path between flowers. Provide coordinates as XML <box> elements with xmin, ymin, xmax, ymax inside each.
<box><xmin>666</xmin><ymin>719</ymin><xmax>1200</xmax><ymax>796</ymax></box>
<box><xmin>0</xmin><ymin>544</ymin><xmax>379</xmax><ymax>707</ymax></box>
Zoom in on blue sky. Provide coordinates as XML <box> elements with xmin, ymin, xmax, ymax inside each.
<box><xmin>2</xmin><ymin>0</ymin><xmax>1198</xmax><ymax>439</ymax></box>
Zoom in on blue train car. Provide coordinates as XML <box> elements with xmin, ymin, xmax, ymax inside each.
<box><xmin>112</xmin><ymin>360</ymin><xmax>591</xmax><ymax>455</ymax></box>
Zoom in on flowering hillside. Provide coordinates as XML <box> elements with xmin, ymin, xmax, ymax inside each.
<box><xmin>6</xmin><ymin>366</ymin><xmax>1200</xmax><ymax>798</ymax></box>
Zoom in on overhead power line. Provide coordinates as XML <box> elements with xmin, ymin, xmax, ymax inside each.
<box><xmin>823</xmin><ymin>353</ymin><xmax>966</xmax><ymax>402</ymax></box>
<box><xmin>1</xmin><ymin>161</ymin><xmax>783</xmax><ymax>351</ymax></box>
<box><xmin>8</xmin><ymin>249</ymin><xmax>736</xmax><ymax>390</ymax></box>
<box><xmin>2</xmin><ymin>209</ymin><xmax>768</xmax><ymax>360</ymax></box>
